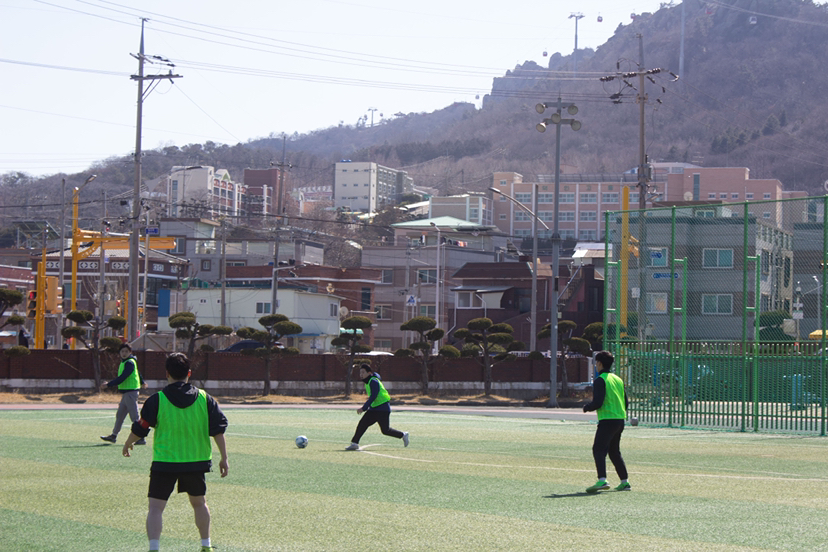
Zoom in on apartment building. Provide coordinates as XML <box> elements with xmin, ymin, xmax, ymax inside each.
<box><xmin>241</xmin><ymin>167</ymin><xmax>289</xmax><ymax>221</ymax></box>
<box><xmin>491</xmin><ymin>171</ymin><xmax>653</xmax><ymax>245</ymax></box>
<box><xmin>333</xmin><ymin>161</ymin><xmax>414</xmax><ymax>213</ymax></box>
<box><xmin>155</xmin><ymin>166</ymin><xmax>292</xmax><ymax>222</ymax></box>
<box><xmin>491</xmin><ymin>166</ymin><xmax>808</xmax><ymax>246</ymax></box>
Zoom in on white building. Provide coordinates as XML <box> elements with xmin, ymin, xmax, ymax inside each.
<box><xmin>177</xmin><ymin>287</ymin><xmax>343</xmax><ymax>354</ymax></box>
<box><xmin>334</xmin><ymin>161</ymin><xmax>414</xmax><ymax>213</ymax></box>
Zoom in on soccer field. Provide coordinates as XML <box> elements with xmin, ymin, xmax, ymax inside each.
<box><xmin>1</xmin><ymin>405</ymin><xmax>827</xmax><ymax>551</ymax></box>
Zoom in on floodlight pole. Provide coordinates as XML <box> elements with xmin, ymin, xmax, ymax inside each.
<box><xmin>536</xmin><ymin>97</ymin><xmax>581</xmax><ymax>408</ymax></box>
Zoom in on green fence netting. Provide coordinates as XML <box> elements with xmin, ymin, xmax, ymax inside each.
<box><xmin>604</xmin><ymin>196</ymin><xmax>828</xmax><ymax>434</ymax></box>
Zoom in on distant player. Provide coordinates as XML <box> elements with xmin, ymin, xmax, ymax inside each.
<box><xmin>122</xmin><ymin>352</ymin><xmax>228</xmax><ymax>552</ymax></box>
<box><xmin>345</xmin><ymin>364</ymin><xmax>409</xmax><ymax>450</ymax></box>
<box><xmin>100</xmin><ymin>343</ymin><xmax>146</xmax><ymax>445</ymax></box>
<box><xmin>582</xmin><ymin>350</ymin><xmax>630</xmax><ymax>493</ymax></box>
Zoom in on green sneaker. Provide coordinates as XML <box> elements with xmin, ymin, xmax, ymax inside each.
<box><xmin>586</xmin><ymin>480</ymin><xmax>610</xmax><ymax>493</ymax></box>
<box><xmin>615</xmin><ymin>482</ymin><xmax>631</xmax><ymax>491</ymax></box>
<box><xmin>200</xmin><ymin>547</ymin><xmax>215</xmax><ymax>551</ymax></box>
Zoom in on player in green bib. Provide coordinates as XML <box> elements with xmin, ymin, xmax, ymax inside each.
<box><xmin>345</xmin><ymin>364</ymin><xmax>409</xmax><ymax>450</ymax></box>
<box><xmin>123</xmin><ymin>353</ymin><xmax>228</xmax><ymax>552</ymax></box>
<box><xmin>100</xmin><ymin>343</ymin><xmax>146</xmax><ymax>445</ymax></box>
<box><xmin>582</xmin><ymin>350</ymin><xmax>630</xmax><ymax>493</ymax></box>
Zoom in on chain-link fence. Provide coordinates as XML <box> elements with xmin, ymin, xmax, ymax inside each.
<box><xmin>604</xmin><ymin>196</ymin><xmax>828</xmax><ymax>434</ymax></box>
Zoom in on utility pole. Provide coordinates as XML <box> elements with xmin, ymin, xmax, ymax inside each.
<box><xmin>271</xmin><ymin>232</ymin><xmax>279</xmax><ymax>314</ymax></box>
<box><xmin>221</xmin><ymin>218</ymin><xmax>227</xmax><ymax>325</ymax></box>
<box><xmin>272</xmin><ymin>135</ymin><xmax>292</xmax><ymax>223</ymax></box>
<box><xmin>128</xmin><ymin>18</ymin><xmax>181</xmax><ymax>342</ymax></box>
<box><xmin>97</xmin><ymin>191</ymin><xmax>107</xmax><ymax>321</ymax></box>
<box><xmin>599</xmin><ymin>34</ymin><xmax>678</xmax><ymax>341</ymax></box>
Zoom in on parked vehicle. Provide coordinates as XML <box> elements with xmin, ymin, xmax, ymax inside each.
<box><xmin>218</xmin><ymin>340</ymin><xmax>281</xmax><ymax>353</ymax></box>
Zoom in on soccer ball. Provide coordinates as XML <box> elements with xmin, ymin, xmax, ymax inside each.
<box><xmin>295</xmin><ymin>435</ymin><xmax>308</xmax><ymax>448</ymax></box>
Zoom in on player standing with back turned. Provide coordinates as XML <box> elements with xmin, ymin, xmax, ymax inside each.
<box><xmin>122</xmin><ymin>352</ymin><xmax>228</xmax><ymax>552</ymax></box>
<box><xmin>582</xmin><ymin>350</ymin><xmax>630</xmax><ymax>493</ymax></box>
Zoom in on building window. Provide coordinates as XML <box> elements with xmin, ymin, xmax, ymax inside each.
<box><xmin>539</xmin><ymin>211</ymin><xmax>554</xmax><ymax>222</ymax></box>
<box><xmin>374</xmin><ymin>339</ymin><xmax>392</xmax><ymax>352</ymax></box>
<box><xmin>702</xmin><ymin>294</ymin><xmax>732</xmax><ymax>314</ymax></box>
<box><xmin>515</xmin><ymin>193</ymin><xmax>531</xmax><ymax>203</ymax></box>
<box><xmin>417</xmin><ymin>269</ymin><xmax>437</xmax><ymax>284</ymax></box>
<box><xmin>499</xmin><ymin>214</ymin><xmax>507</xmax><ymax>219</ymax></box>
<box><xmin>746</xmin><ymin>193</ymin><xmax>754</xmax><ymax>199</ymax></box>
<box><xmin>559</xmin><ymin>211</ymin><xmax>575</xmax><ymax>222</ymax></box>
<box><xmin>646</xmin><ymin>292</ymin><xmax>668</xmax><ymax>314</ymax></box>
<box><xmin>361</xmin><ymin>287</ymin><xmax>371</xmax><ymax>311</ymax></box>
<box><xmin>763</xmin><ymin>212</ymin><xmax>771</xmax><ymax>219</ymax></box>
<box><xmin>499</xmin><ymin>180</ymin><xmax>507</xmax><ymax>186</ymax></box>
<box><xmin>419</xmin><ymin>304</ymin><xmax>436</xmax><ymax>318</ymax></box>
<box><xmin>602</xmin><ymin>192</ymin><xmax>619</xmax><ymax>203</ymax></box>
<box><xmin>375</xmin><ymin>304</ymin><xmax>392</xmax><ymax>319</ymax></box>
<box><xmin>469</xmin><ymin>208</ymin><xmax>479</xmax><ymax>221</ymax></box>
<box><xmin>201</xmin><ymin>259</ymin><xmax>211</xmax><ymax>271</ymax></box>
<box><xmin>381</xmin><ymin>269</ymin><xmax>393</xmax><ymax>284</ymax></box>
<box><xmin>719</xmin><ymin>193</ymin><xmax>727</xmax><ymax>199</ymax></box>
<box><xmin>256</xmin><ymin>302</ymin><xmax>272</xmax><ymax>314</ymax></box>
<box><xmin>629</xmin><ymin>192</ymin><xmax>639</xmax><ymax>204</ymax></box>
<box><xmin>172</xmin><ymin>237</ymin><xmax>186</xmax><ymax>255</ymax></box>
<box><xmin>330</xmin><ymin>303</ymin><xmax>339</xmax><ymax>317</ymax></box>
<box><xmin>560</xmin><ymin>229</ymin><xmax>576</xmax><ymax>240</ymax></box>
<box><xmin>703</xmin><ymin>248</ymin><xmax>733</xmax><ymax>268</ymax></box>
<box><xmin>580</xmin><ymin>211</ymin><xmax>597</xmax><ymax>222</ymax></box>
<box><xmin>539</xmin><ymin>193</ymin><xmax>554</xmax><ymax>203</ymax></box>
<box><xmin>579</xmin><ymin>229</ymin><xmax>597</xmax><ymax>241</ymax></box>
<box><xmin>580</xmin><ymin>193</ymin><xmax>597</xmax><ymax>203</ymax></box>
<box><xmin>514</xmin><ymin>229</ymin><xmax>531</xmax><ymax>237</ymax></box>
<box><xmin>695</xmin><ymin>209</ymin><xmax>714</xmax><ymax>218</ymax></box>
<box><xmin>708</xmin><ymin>193</ymin><xmax>716</xmax><ymax>199</ymax></box>
<box><xmin>457</xmin><ymin>291</ymin><xmax>472</xmax><ymax>308</ymax></box>
<box><xmin>763</xmin><ymin>193</ymin><xmax>771</xmax><ymax>199</ymax></box>
<box><xmin>515</xmin><ymin>211</ymin><xmax>530</xmax><ymax>222</ymax></box>
<box><xmin>650</xmin><ymin>247</ymin><xmax>668</xmax><ymax>267</ymax></box>
<box><xmin>559</xmin><ymin>193</ymin><xmax>575</xmax><ymax>204</ymax></box>
<box><xmin>731</xmin><ymin>193</ymin><xmax>739</xmax><ymax>199</ymax></box>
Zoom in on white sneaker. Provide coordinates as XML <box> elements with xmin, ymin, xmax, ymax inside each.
<box><xmin>345</xmin><ymin>442</ymin><xmax>360</xmax><ymax>451</ymax></box>
<box><xmin>402</xmin><ymin>432</ymin><xmax>410</xmax><ymax>447</ymax></box>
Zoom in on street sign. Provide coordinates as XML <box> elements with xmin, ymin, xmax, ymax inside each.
<box><xmin>406</xmin><ymin>295</ymin><xmax>417</xmax><ymax>306</ymax></box>
<box><xmin>650</xmin><ymin>251</ymin><xmax>662</xmax><ymax>258</ymax></box>
<box><xmin>653</xmin><ymin>272</ymin><xmax>680</xmax><ymax>279</ymax></box>
<box><xmin>145</xmin><ymin>226</ymin><xmax>160</xmax><ymax>235</ymax></box>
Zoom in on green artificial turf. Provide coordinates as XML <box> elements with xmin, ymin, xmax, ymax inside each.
<box><xmin>1</xmin><ymin>407</ymin><xmax>827</xmax><ymax>551</ymax></box>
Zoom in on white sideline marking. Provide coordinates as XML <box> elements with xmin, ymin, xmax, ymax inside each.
<box><xmin>358</xmin><ymin>450</ymin><xmax>828</xmax><ymax>483</ymax></box>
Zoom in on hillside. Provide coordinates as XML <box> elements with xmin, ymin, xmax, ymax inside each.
<box><xmin>7</xmin><ymin>0</ymin><xmax>828</xmax><ymax>230</ymax></box>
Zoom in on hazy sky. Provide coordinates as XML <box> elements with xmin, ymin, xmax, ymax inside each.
<box><xmin>3</xmin><ymin>0</ymin><xmax>671</xmax><ymax>176</ymax></box>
